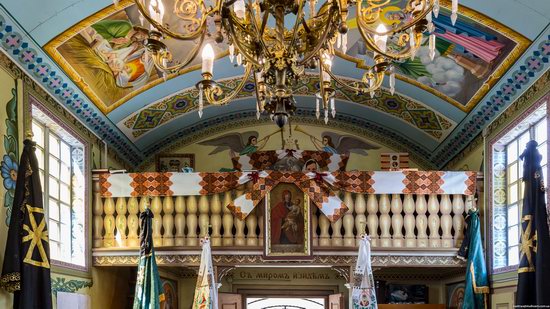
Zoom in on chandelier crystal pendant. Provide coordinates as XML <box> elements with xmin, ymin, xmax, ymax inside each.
<box><xmin>132</xmin><ymin>0</ymin><xmax>458</xmax><ymax>127</ymax></box>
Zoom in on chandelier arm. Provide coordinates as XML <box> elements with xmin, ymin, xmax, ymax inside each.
<box><xmin>288</xmin><ymin>0</ymin><xmax>306</xmax><ymax>55</ymax></box>
<box><xmin>204</xmin><ymin>63</ymin><xmax>253</xmax><ymax>105</ymax></box>
<box><xmin>225</xmin><ymin>18</ymin><xmax>261</xmax><ymax>66</ymax></box>
<box><xmin>322</xmin><ymin>64</ymin><xmax>368</xmax><ymax>94</ymax></box>
<box><xmin>152</xmin><ymin>30</ymin><xmax>206</xmax><ymax>72</ymax></box>
<box><xmin>245</xmin><ymin>1</ymin><xmax>271</xmax><ymax>58</ymax></box>
<box><xmin>357</xmin><ymin>0</ymin><xmax>433</xmax><ymax>36</ymax></box>
<box><xmin>298</xmin><ymin>7</ymin><xmax>338</xmax><ymax>65</ymax></box>
<box><xmin>133</xmin><ymin>0</ymin><xmax>210</xmax><ymax>40</ymax></box>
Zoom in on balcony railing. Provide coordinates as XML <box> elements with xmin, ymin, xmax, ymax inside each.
<box><xmin>92</xmin><ymin>171</ymin><xmax>479</xmax><ymax>252</ymax></box>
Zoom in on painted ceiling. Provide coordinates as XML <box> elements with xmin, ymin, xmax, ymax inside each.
<box><xmin>0</xmin><ymin>0</ymin><xmax>549</xmax><ymax>168</ymax></box>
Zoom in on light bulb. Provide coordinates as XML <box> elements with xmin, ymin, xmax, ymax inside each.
<box><xmin>429</xmin><ymin>34</ymin><xmax>436</xmax><ymax>60</ymax></box>
<box><xmin>234</xmin><ymin>0</ymin><xmax>246</xmax><ymax>19</ymax></box>
<box><xmin>374</xmin><ymin>24</ymin><xmax>388</xmax><ymax>53</ymax></box>
<box><xmin>201</xmin><ymin>43</ymin><xmax>215</xmax><ymax>74</ymax></box>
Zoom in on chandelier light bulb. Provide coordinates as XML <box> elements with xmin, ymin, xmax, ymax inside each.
<box><xmin>341</xmin><ymin>33</ymin><xmax>348</xmax><ymax>53</ymax></box>
<box><xmin>451</xmin><ymin>0</ymin><xmax>459</xmax><ymax>26</ymax></box>
<box><xmin>316</xmin><ymin>97</ymin><xmax>320</xmax><ymax>119</ymax></box>
<box><xmin>229</xmin><ymin>44</ymin><xmax>235</xmax><ymax>63</ymax></box>
<box><xmin>374</xmin><ymin>24</ymin><xmax>388</xmax><ymax>53</ymax></box>
<box><xmin>330</xmin><ymin>98</ymin><xmax>336</xmax><ymax>118</ymax></box>
<box><xmin>324</xmin><ymin>109</ymin><xmax>329</xmax><ymax>124</ymax></box>
<box><xmin>234</xmin><ymin>0</ymin><xmax>246</xmax><ymax>19</ymax></box>
<box><xmin>198</xmin><ymin>85</ymin><xmax>204</xmax><ymax>118</ymax></box>
<box><xmin>322</xmin><ymin>53</ymin><xmax>332</xmax><ymax>81</ymax></box>
<box><xmin>236</xmin><ymin>53</ymin><xmax>242</xmax><ymax>66</ymax></box>
<box><xmin>201</xmin><ymin>43</ymin><xmax>215</xmax><ymax>74</ymax></box>
<box><xmin>148</xmin><ymin>0</ymin><xmax>165</xmax><ymax>30</ymax></box>
<box><xmin>390</xmin><ymin>72</ymin><xmax>395</xmax><ymax>95</ymax></box>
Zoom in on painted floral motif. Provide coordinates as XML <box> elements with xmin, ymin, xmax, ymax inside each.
<box><xmin>51</xmin><ymin>277</ymin><xmax>93</xmax><ymax>294</ymax></box>
<box><xmin>1</xmin><ymin>154</ymin><xmax>18</xmax><ymax>190</ymax></box>
<box><xmin>1</xmin><ymin>87</ymin><xmax>18</xmax><ymax>225</ymax></box>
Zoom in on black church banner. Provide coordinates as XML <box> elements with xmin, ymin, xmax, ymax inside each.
<box><xmin>0</xmin><ymin>140</ymin><xmax>52</xmax><ymax>309</ymax></box>
<box><xmin>516</xmin><ymin>141</ymin><xmax>550</xmax><ymax>306</ymax></box>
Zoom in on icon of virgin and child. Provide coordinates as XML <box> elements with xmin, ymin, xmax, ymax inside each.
<box><xmin>270</xmin><ymin>189</ymin><xmax>305</xmax><ymax>245</ymax></box>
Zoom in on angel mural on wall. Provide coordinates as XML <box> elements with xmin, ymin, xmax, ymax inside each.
<box><xmin>198</xmin><ymin>130</ymin><xmax>280</xmax><ymax>157</ymax></box>
<box><xmin>295</xmin><ymin>126</ymin><xmax>380</xmax><ymax>155</ymax></box>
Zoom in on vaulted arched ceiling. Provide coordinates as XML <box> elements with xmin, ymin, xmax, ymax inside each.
<box><xmin>1</xmin><ymin>0</ymin><xmax>549</xmax><ymax>168</ymax></box>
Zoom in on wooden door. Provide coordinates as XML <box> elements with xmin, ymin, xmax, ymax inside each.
<box><xmin>218</xmin><ymin>293</ymin><xmax>242</xmax><ymax>309</ymax></box>
<box><xmin>329</xmin><ymin>293</ymin><xmax>343</xmax><ymax>309</ymax></box>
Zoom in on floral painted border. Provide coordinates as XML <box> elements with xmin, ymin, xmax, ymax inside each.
<box><xmin>1</xmin><ymin>85</ymin><xmax>18</xmax><ymax>226</ymax></box>
<box><xmin>51</xmin><ymin>277</ymin><xmax>93</xmax><ymax>295</ymax></box>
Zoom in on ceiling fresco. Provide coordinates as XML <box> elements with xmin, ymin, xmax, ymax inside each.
<box><xmin>0</xmin><ymin>0</ymin><xmax>549</xmax><ymax>168</ymax></box>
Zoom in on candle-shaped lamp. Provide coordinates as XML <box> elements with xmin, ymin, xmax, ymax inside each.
<box><xmin>373</xmin><ymin>24</ymin><xmax>388</xmax><ymax>53</ymax></box>
<box><xmin>234</xmin><ymin>0</ymin><xmax>246</xmax><ymax>19</ymax></box>
<box><xmin>201</xmin><ymin>43</ymin><xmax>215</xmax><ymax>75</ymax></box>
<box><xmin>322</xmin><ymin>53</ymin><xmax>332</xmax><ymax>82</ymax></box>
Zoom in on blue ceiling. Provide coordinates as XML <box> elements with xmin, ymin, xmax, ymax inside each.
<box><xmin>0</xmin><ymin>0</ymin><xmax>549</xmax><ymax>168</ymax></box>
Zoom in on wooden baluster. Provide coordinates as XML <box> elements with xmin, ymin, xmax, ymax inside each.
<box><xmin>318</xmin><ymin>211</ymin><xmax>331</xmax><ymax>247</ymax></box>
<box><xmin>198</xmin><ymin>195</ymin><xmax>210</xmax><ymax>239</ymax></box>
<box><xmin>428</xmin><ymin>194</ymin><xmax>441</xmax><ymax>248</ymax></box>
<box><xmin>452</xmin><ymin>194</ymin><xmax>465</xmax><ymax>247</ymax></box>
<box><xmin>379</xmin><ymin>194</ymin><xmax>391</xmax><ymax>247</ymax></box>
<box><xmin>139</xmin><ymin>196</ymin><xmax>149</xmax><ymax>213</ymax></box>
<box><xmin>366</xmin><ymin>194</ymin><xmax>379</xmax><ymax>247</ymax></box>
<box><xmin>246</xmin><ymin>207</ymin><xmax>258</xmax><ymax>246</ymax></box>
<box><xmin>115</xmin><ymin>197</ymin><xmax>128</xmax><ymax>247</ymax></box>
<box><xmin>186</xmin><ymin>196</ymin><xmax>198</xmax><ymax>246</ymax></box>
<box><xmin>234</xmin><ymin>190</ymin><xmax>246</xmax><ymax>246</ymax></box>
<box><xmin>311</xmin><ymin>206</ymin><xmax>319</xmax><ymax>247</ymax></box>
<box><xmin>257</xmin><ymin>202</ymin><xmax>264</xmax><ymax>246</ymax></box>
<box><xmin>174</xmin><ymin>196</ymin><xmax>186</xmax><ymax>246</ymax></box>
<box><xmin>354</xmin><ymin>194</ymin><xmax>367</xmax><ymax>246</ymax></box>
<box><xmin>343</xmin><ymin>192</ymin><xmax>355</xmax><ymax>247</ymax></box>
<box><xmin>403</xmin><ymin>194</ymin><xmax>416</xmax><ymax>248</ymax></box>
<box><xmin>103</xmin><ymin>197</ymin><xmax>116</xmax><ymax>248</ymax></box>
<box><xmin>416</xmin><ymin>194</ymin><xmax>428</xmax><ymax>248</ymax></box>
<box><xmin>210</xmin><ymin>194</ymin><xmax>222</xmax><ymax>246</ymax></box>
<box><xmin>162</xmin><ymin>196</ymin><xmax>175</xmax><ymax>246</ymax></box>
<box><xmin>92</xmin><ymin>184</ymin><xmax>104</xmax><ymax>248</ymax></box>
<box><xmin>127</xmin><ymin>197</ymin><xmax>140</xmax><ymax>247</ymax></box>
<box><xmin>391</xmin><ymin>194</ymin><xmax>404</xmax><ymax>247</ymax></box>
<box><xmin>331</xmin><ymin>191</ymin><xmax>343</xmax><ymax>247</ymax></box>
<box><xmin>151</xmin><ymin>197</ymin><xmax>163</xmax><ymax>246</ymax></box>
<box><xmin>222</xmin><ymin>191</ymin><xmax>234</xmax><ymax>246</ymax></box>
<box><xmin>440</xmin><ymin>194</ymin><xmax>453</xmax><ymax>248</ymax></box>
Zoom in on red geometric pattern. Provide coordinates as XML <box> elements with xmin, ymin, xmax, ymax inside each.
<box><xmin>402</xmin><ymin>171</ymin><xmax>444</xmax><ymax>194</ymax></box>
<box><xmin>464</xmin><ymin>171</ymin><xmax>477</xmax><ymax>195</ymax></box>
<box><xmin>232</xmin><ymin>151</ymin><xmax>349</xmax><ymax>171</ymax></box>
<box><xmin>129</xmin><ymin>172</ymin><xmax>173</xmax><ymax>196</ymax></box>
<box><xmin>99</xmin><ymin>173</ymin><xmax>112</xmax><ymax>197</ymax></box>
<box><xmin>334</xmin><ymin>171</ymin><xmax>375</xmax><ymax>193</ymax></box>
<box><xmin>198</xmin><ymin>172</ymin><xmax>240</xmax><ymax>195</ymax></box>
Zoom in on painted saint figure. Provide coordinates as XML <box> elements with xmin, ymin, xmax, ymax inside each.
<box><xmin>238</xmin><ymin>135</ymin><xmax>269</xmax><ymax>156</ymax></box>
<box><xmin>271</xmin><ymin>190</ymin><xmax>304</xmax><ymax>245</ymax></box>
<box><xmin>311</xmin><ymin>135</ymin><xmax>338</xmax><ymax>154</ymax></box>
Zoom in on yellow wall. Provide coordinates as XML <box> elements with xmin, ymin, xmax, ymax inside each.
<box><xmin>140</xmin><ymin>124</ymin><xmax>422</xmax><ymax>172</ymax></box>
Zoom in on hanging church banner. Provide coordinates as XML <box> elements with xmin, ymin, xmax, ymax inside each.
<box><xmin>98</xmin><ymin>170</ymin><xmax>476</xmax><ymax>222</ymax></box>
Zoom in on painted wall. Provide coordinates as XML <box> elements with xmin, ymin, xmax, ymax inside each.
<box><xmin>139</xmin><ymin>124</ymin><xmax>422</xmax><ymax>172</ymax></box>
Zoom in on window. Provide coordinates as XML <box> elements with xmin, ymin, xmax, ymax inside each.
<box><xmin>31</xmin><ymin>104</ymin><xmax>87</xmax><ymax>270</ymax></box>
<box><xmin>492</xmin><ymin>103</ymin><xmax>547</xmax><ymax>270</ymax></box>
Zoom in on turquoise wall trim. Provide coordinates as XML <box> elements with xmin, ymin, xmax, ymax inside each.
<box><xmin>51</xmin><ymin>277</ymin><xmax>93</xmax><ymax>295</ymax></box>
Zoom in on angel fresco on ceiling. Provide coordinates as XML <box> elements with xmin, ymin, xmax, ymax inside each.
<box><xmin>197</xmin><ymin>130</ymin><xmax>280</xmax><ymax>157</ymax></box>
<box><xmin>306</xmin><ymin>132</ymin><xmax>380</xmax><ymax>156</ymax></box>
<box><xmin>343</xmin><ymin>2</ymin><xmax>528</xmax><ymax>109</ymax></box>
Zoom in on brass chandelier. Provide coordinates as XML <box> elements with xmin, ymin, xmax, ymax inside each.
<box><xmin>133</xmin><ymin>0</ymin><xmax>458</xmax><ymax>126</ymax></box>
